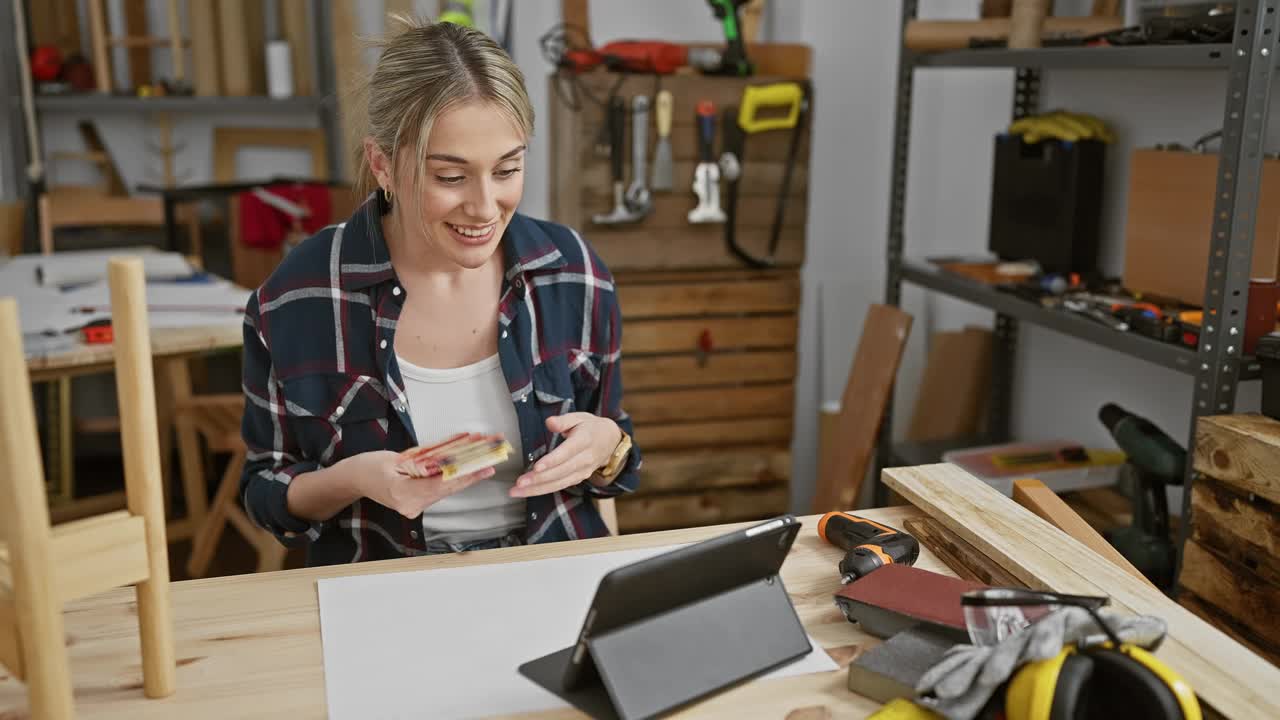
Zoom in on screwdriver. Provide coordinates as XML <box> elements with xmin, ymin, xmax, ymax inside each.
<box><xmin>818</xmin><ymin>511</ymin><xmax>921</xmax><ymax>584</ymax></box>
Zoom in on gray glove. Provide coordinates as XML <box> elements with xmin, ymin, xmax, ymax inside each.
<box><xmin>912</xmin><ymin>607</ymin><xmax>1167</xmax><ymax>720</ymax></box>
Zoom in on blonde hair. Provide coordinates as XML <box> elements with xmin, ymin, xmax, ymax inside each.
<box><xmin>353</xmin><ymin>15</ymin><xmax>534</xmax><ymax>199</ymax></box>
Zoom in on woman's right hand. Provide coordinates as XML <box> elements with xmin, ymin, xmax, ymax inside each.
<box><xmin>344</xmin><ymin>450</ymin><xmax>496</xmax><ymax>519</ymax></box>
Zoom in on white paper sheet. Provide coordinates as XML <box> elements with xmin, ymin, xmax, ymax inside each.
<box><xmin>317</xmin><ymin>544</ymin><xmax>839</xmax><ymax>719</ymax></box>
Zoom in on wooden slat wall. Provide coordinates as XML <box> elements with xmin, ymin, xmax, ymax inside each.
<box><xmin>553</xmin><ymin>67</ymin><xmax>812</xmax><ymax>532</ymax></box>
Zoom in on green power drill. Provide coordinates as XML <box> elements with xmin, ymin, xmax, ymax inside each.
<box><xmin>706</xmin><ymin>0</ymin><xmax>754</xmax><ymax>76</ymax></box>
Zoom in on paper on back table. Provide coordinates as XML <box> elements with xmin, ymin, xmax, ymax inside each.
<box><xmin>317</xmin><ymin>543</ymin><xmax>838</xmax><ymax>719</ymax></box>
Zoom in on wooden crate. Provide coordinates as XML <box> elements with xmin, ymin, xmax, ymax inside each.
<box><xmin>549</xmin><ymin>68</ymin><xmax>811</xmax><ymax>532</ymax></box>
<box><xmin>1179</xmin><ymin>414</ymin><xmax>1280</xmax><ymax>666</ymax></box>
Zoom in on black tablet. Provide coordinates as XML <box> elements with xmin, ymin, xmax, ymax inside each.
<box><xmin>519</xmin><ymin>515</ymin><xmax>810</xmax><ymax>720</ymax></box>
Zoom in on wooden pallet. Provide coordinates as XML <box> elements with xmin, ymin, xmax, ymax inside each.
<box><xmin>1179</xmin><ymin>414</ymin><xmax>1280</xmax><ymax>667</ymax></box>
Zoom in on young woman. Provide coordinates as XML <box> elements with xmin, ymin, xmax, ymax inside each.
<box><xmin>239</xmin><ymin>18</ymin><xmax>639</xmax><ymax>566</ymax></box>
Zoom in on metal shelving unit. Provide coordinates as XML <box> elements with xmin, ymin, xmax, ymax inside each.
<box><xmin>880</xmin><ymin>0</ymin><xmax>1279</xmax><ymax>578</ymax></box>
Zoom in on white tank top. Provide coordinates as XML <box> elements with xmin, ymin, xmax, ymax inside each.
<box><xmin>395</xmin><ymin>352</ymin><xmax>526</xmax><ymax>544</ymax></box>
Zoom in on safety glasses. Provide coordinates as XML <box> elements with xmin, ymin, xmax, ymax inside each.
<box><xmin>960</xmin><ymin>588</ymin><xmax>1120</xmax><ymax>647</ymax></box>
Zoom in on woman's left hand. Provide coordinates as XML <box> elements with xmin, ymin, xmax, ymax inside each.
<box><xmin>510</xmin><ymin>413</ymin><xmax>622</xmax><ymax>498</ymax></box>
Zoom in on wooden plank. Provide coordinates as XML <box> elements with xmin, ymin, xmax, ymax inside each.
<box><xmin>882</xmin><ymin>463</ymin><xmax>1280</xmax><ymax>720</ymax></box>
<box><xmin>618</xmin><ymin>274</ymin><xmax>800</xmax><ymax>318</ymax></box>
<box><xmin>280</xmin><ymin>0</ymin><xmax>314</xmax><ymax>96</ymax></box>
<box><xmin>1065</xmin><ymin>487</ymin><xmax>1132</xmax><ymax>530</ymax></box>
<box><xmin>633</xmin><ymin>448</ymin><xmax>790</xmax><ymax>495</ymax></box>
<box><xmin>123</xmin><ymin>0</ymin><xmax>152</xmax><ymax>88</ymax></box>
<box><xmin>1178</xmin><ymin>540</ymin><xmax>1280</xmax><ymax>648</ymax></box>
<box><xmin>1189</xmin><ymin>478</ymin><xmax>1280</xmax><ymax>585</ymax></box>
<box><xmin>907</xmin><ymin>327</ymin><xmax>992</xmax><ymax>442</ymax></box>
<box><xmin>617</xmin><ymin>484</ymin><xmax>790</xmax><ymax>532</ymax></box>
<box><xmin>44</xmin><ymin>193</ymin><xmax>162</xmax><ymax>227</ymax></box>
<box><xmin>331</xmin><ymin>0</ymin><xmax>361</xmax><ymax>180</ymax></box>
<box><xmin>1178</xmin><ymin>592</ymin><xmax>1280</xmax><ymax>669</ymax></box>
<box><xmin>811</xmin><ymin>304</ymin><xmax>912</xmax><ymax>513</ymax></box>
<box><xmin>582</xmin><ymin>160</ymin><xmax>809</xmax><ymax>197</ymax></box>
<box><xmin>634</xmin><ymin>417</ymin><xmax>792</xmax><ymax>451</ymax></box>
<box><xmin>28</xmin><ymin>0</ymin><xmax>80</xmax><ymax>56</ymax></box>
<box><xmin>627</xmin><ymin>383</ymin><xmax>794</xmax><ymax>425</ymax></box>
<box><xmin>49</xmin><ymin>513</ymin><xmax>150</xmax><ymax>605</ymax></box>
<box><xmin>77</xmin><ymin>122</ymin><xmax>128</xmax><ymax>196</ymax></box>
<box><xmin>622</xmin><ymin>350</ymin><xmax>796</xmax><ymax>390</ymax></box>
<box><xmin>188</xmin><ymin>0</ymin><xmax>221</xmax><ymax>96</ymax></box>
<box><xmin>549</xmin><ymin>74</ymin><xmax>583</xmax><ymax>228</ymax></box>
<box><xmin>217</xmin><ymin>0</ymin><xmax>253</xmax><ymax>96</ymax></box>
<box><xmin>1012</xmin><ymin>478</ymin><xmax>1154</xmax><ymax>588</ymax></box>
<box><xmin>1193</xmin><ymin>414</ymin><xmax>1280</xmax><ymax>505</ymax></box>
<box><xmin>582</xmin><ymin>192</ymin><xmax>808</xmax><ymax>230</ymax></box>
<box><xmin>0</xmin><ymin>588</ymin><xmax>23</xmax><ymax>681</ymax></box>
<box><xmin>902</xmin><ymin>517</ymin><xmax>1027</xmax><ymax>588</ymax></box>
<box><xmin>590</xmin><ymin>225</ymin><xmax>805</xmax><ymax>271</ymax></box>
<box><xmin>624</xmin><ymin>315</ymin><xmax>796</xmax><ymax>355</ymax></box>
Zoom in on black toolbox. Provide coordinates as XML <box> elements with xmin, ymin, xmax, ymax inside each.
<box><xmin>1260</xmin><ymin>332</ymin><xmax>1280</xmax><ymax>421</ymax></box>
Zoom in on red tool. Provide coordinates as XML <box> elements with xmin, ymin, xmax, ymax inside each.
<box><xmin>81</xmin><ymin>319</ymin><xmax>113</xmax><ymax>344</ymax></box>
<box><xmin>560</xmin><ymin>40</ymin><xmax>689</xmax><ymax>74</ymax></box>
<box><xmin>818</xmin><ymin>511</ymin><xmax>921</xmax><ymax>584</ymax></box>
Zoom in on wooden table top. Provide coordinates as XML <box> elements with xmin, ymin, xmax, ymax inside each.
<box><xmin>26</xmin><ymin>323</ymin><xmax>243</xmax><ymax>381</ymax></box>
<box><xmin>0</xmin><ymin>507</ymin><xmax>946</xmax><ymax>719</ymax></box>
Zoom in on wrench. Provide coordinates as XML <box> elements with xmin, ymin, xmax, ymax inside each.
<box><xmin>624</xmin><ymin>95</ymin><xmax>652</xmax><ymax>217</ymax></box>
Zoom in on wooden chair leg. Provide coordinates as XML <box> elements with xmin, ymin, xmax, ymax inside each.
<box><xmin>594</xmin><ymin>497</ymin><xmax>619</xmax><ymax>536</ymax></box>
<box><xmin>0</xmin><ymin>299</ymin><xmax>75</xmax><ymax>717</ymax></box>
<box><xmin>186</xmin><ymin>448</ymin><xmax>244</xmax><ymax>579</ymax></box>
<box><xmin>107</xmin><ymin>259</ymin><xmax>175</xmax><ymax>698</ymax></box>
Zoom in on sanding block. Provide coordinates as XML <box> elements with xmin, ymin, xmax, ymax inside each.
<box><xmin>846</xmin><ymin>625</ymin><xmax>956</xmax><ymax>704</ymax></box>
<box><xmin>834</xmin><ymin>563</ymin><xmax>987</xmax><ymax>642</ymax></box>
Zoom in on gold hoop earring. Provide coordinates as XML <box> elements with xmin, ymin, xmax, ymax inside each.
<box><xmin>384</xmin><ymin>189</ymin><xmax>394</xmax><ymax>203</ymax></box>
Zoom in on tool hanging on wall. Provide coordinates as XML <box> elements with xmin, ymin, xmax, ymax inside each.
<box><xmin>704</xmin><ymin>0</ymin><xmax>754</xmax><ymax>76</ymax></box>
<box><xmin>719</xmin><ymin>81</ymin><xmax>809</xmax><ymax>267</ymax></box>
<box><xmin>592</xmin><ymin>96</ymin><xmax>645</xmax><ymax>225</ymax></box>
<box><xmin>651</xmin><ymin>90</ymin><xmax>674</xmax><ymax>191</ymax></box>
<box><xmin>624</xmin><ymin>95</ymin><xmax>653</xmax><ymax>218</ymax></box>
<box><xmin>688</xmin><ymin>100</ymin><xmax>727</xmax><ymax>224</ymax></box>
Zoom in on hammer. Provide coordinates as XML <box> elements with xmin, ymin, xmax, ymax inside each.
<box><xmin>593</xmin><ymin>96</ymin><xmax>646</xmax><ymax>225</ymax></box>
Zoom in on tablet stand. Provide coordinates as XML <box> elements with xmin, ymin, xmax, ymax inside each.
<box><xmin>519</xmin><ymin>574</ymin><xmax>812</xmax><ymax>720</ymax></box>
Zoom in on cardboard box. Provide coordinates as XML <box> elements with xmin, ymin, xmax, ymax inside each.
<box><xmin>1124</xmin><ymin>149</ymin><xmax>1280</xmax><ymax>307</ymax></box>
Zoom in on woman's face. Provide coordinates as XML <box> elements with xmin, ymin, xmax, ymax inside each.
<box><xmin>383</xmin><ymin>100</ymin><xmax>527</xmax><ymax>270</ymax></box>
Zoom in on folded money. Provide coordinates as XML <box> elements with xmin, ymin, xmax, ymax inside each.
<box><xmin>395</xmin><ymin>432</ymin><xmax>513</xmax><ymax>480</ymax></box>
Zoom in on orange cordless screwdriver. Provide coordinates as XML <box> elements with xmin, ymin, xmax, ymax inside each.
<box><xmin>817</xmin><ymin>511</ymin><xmax>920</xmax><ymax>584</ymax></box>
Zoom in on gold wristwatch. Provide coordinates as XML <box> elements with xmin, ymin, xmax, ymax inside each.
<box><xmin>593</xmin><ymin>430</ymin><xmax>633</xmax><ymax>484</ymax></box>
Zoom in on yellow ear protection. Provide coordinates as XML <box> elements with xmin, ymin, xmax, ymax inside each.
<box><xmin>1004</xmin><ymin>641</ymin><xmax>1201</xmax><ymax>720</ymax></box>
<box><xmin>961</xmin><ymin>588</ymin><xmax>1202</xmax><ymax>720</ymax></box>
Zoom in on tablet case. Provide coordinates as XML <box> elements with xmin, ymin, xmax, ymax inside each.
<box><xmin>520</xmin><ymin>576</ymin><xmax>811</xmax><ymax>720</ymax></box>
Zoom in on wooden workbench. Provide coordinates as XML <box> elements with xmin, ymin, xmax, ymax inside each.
<box><xmin>0</xmin><ymin>506</ymin><xmax>931</xmax><ymax>718</ymax></box>
<box><xmin>26</xmin><ymin>323</ymin><xmax>243</xmax><ymax>383</ymax></box>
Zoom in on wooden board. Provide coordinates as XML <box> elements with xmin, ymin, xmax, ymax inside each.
<box><xmin>1193</xmin><ymin>414</ymin><xmax>1280</xmax><ymax>505</ymax></box>
<box><xmin>627</xmin><ymin>383</ymin><xmax>793</xmax><ymax>425</ymax></box>
<box><xmin>123</xmin><ymin>0</ymin><xmax>152</xmax><ymax>88</ymax></box>
<box><xmin>907</xmin><ymin>327</ymin><xmax>991</xmax><ymax>442</ymax></box>
<box><xmin>1011</xmin><ymin>478</ymin><xmax>1153</xmax><ymax>587</ymax></box>
<box><xmin>189</xmin><ymin>0</ymin><xmax>221</xmax><ymax>96</ymax></box>
<box><xmin>882</xmin><ymin>463</ymin><xmax>1280</xmax><ymax>720</ymax></box>
<box><xmin>617</xmin><ymin>271</ymin><xmax>800</xmax><ymax>318</ymax></box>
<box><xmin>902</xmin><ymin>516</ymin><xmax>1027</xmax><ymax>588</ymax></box>
<box><xmin>280</xmin><ymin>0</ymin><xmax>314</xmax><ymax>96</ymax></box>
<box><xmin>632</xmin><ymin>448</ymin><xmax>791</xmax><ymax>495</ymax></box>
<box><xmin>1178</xmin><ymin>540</ymin><xmax>1280</xmax><ymax>648</ymax></box>
<box><xmin>589</xmin><ymin>226</ymin><xmax>805</xmax><ymax>271</ymax></box>
<box><xmin>634</xmin><ymin>417</ymin><xmax>792</xmax><ymax>451</ymax></box>
<box><xmin>1188</xmin><ymin>477</ymin><xmax>1280</xmax><ymax>585</ymax></box>
<box><xmin>617</xmin><ymin>485</ymin><xmax>790</xmax><ymax>532</ymax></box>
<box><xmin>622</xmin><ymin>350</ymin><xmax>795</xmax><ymax>391</ymax></box>
<box><xmin>810</xmin><ymin>304</ymin><xmax>912</xmax><ymax>513</ymax></box>
<box><xmin>217</xmin><ymin>0</ymin><xmax>253</xmax><ymax>96</ymax></box>
<box><xmin>624</xmin><ymin>315</ymin><xmax>796</xmax><ymax>355</ymax></box>
<box><xmin>27</xmin><ymin>0</ymin><xmax>80</xmax><ymax>56</ymax></box>
<box><xmin>1178</xmin><ymin>592</ymin><xmax>1280</xmax><ymax>669</ymax></box>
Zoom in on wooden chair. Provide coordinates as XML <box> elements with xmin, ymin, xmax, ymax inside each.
<box><xmin>0</xmin><ymin>258</ymin><xmax>176</xmax><ymax>718</ymax></box>
<box><xmin>596</xmin><ymin>498</ymin><xmax>619</xmax><ymax>536</ymax></box>
<box><xmin>183</xmin><ymin>395</ymin><xmax>287</xmax><ymax>578</ymax></box>
<box><xmin>811</xmin><ymin>304</ymin><xmax>913</xmax><ymax>513</ymax></box>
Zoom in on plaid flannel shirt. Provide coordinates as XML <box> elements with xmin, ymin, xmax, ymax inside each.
<box><xmin>240</xmin><ymin>199</ymin><xmax>641</xmax><ymax>566</ymax></box>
